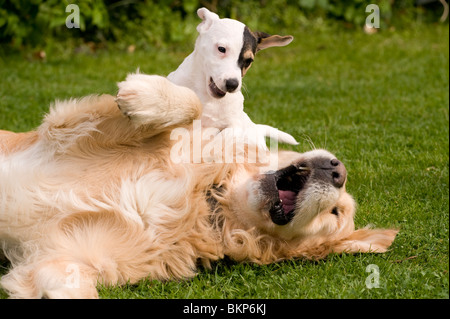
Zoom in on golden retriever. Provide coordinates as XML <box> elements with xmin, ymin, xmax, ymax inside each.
<box><xmin>0</xmin><ymin>74</ymin><xmax>397</xmax><ymax>299</ymax></box>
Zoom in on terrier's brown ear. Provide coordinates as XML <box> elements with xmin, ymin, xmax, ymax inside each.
<box><xmin>254</xmin><ymin>32</ymin><xmax>294</xmax><ymax>52</ymax></box>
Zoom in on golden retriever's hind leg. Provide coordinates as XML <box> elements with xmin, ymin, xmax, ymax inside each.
<box><xmin>0</xmin><ymin>258</ymin><xmax>99</xmax><ymax>299</ymax></box>
<box><xmin>116</xmin><ymin>73</ymin><xmax>202</xmax><ymax>129</ymax></box>
<box><xmin>37</xmin><ymin>94</ymin><xmax>121</xmax><ymax>152</ymax></box>
<box><xmin>39</xmin><ymin>261</ymin><xmax>99</xmax><ymax>299</ymax></box>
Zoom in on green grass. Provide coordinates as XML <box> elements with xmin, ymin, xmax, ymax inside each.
<box><xmin>0</xmin><ymin>24</ymin><xmax>448</xmax><ymax>299</ymax></box>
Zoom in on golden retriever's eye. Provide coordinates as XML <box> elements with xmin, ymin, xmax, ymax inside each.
<box><xmin>331</xmin><ymin>207</ymin><xmax>339</xmax><ymax>216</ymax></box>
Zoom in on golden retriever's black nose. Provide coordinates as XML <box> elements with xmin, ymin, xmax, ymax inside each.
<box><xmin>225</xmin><ymin>78</ymin><xmax>239</xmax><ymax>92</ymax></box>
<box><xmin>330</xmin><ymin>159</ymin><xmax>346</xmax><ymax>188</ymax></box>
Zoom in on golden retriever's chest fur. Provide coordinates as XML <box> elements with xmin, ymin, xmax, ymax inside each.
<box><xmin>0</xmin><ymin>123</ymin><xmax>221</xmax><ymax>267</ymax></box>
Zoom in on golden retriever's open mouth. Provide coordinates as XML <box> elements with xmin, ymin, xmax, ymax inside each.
<box><xmin>261</xmin><ymin>155</ymin><xmax>347</xmax><ymax>226</ymax></box>
<box><xmin>263</xmin><ymin>164</ymin><xmax>310</xmax><ymax>225</ymax></box>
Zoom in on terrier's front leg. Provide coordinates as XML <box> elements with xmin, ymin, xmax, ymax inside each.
<box><xmin>116</xmin><ymin>73</ymin><xmax>202</xmax><ymax>129</ymax></box>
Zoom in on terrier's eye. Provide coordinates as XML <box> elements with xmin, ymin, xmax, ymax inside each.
<box><xmin>244</xmin><ymin>58</ymin><xmax>253</xmax><ymax>67</ymax></box>
<box><xmin>218</xmin><ymin>46</ymin><xmax>226</xmax><ymax>53</ymax></box>
<box><xmin>331</xmin><ymin>207</ymin><xmax>339</xmax><ymax>216</ymax></box>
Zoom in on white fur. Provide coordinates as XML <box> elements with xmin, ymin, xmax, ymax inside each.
<box><xmin>167</xmin><ymin>8</ymin><xmax>298</xmax><ymax>149</ymax></box>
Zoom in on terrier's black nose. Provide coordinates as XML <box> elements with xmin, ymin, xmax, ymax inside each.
<box><xmin>225</xmin><ymin>78</ymin><xmax>239</xmax><ymax>92</ymax></box>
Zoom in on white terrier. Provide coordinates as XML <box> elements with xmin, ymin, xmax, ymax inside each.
<box><xmin>167</xmin><ymin>8</ymin><xmax>298</xmax><ymax>148</ymax></box>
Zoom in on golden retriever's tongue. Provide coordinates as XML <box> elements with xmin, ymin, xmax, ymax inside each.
<box><xmin>278</xmin><ymin>190</ymin><xmax>296</xmax><ymax>214</ymax></box>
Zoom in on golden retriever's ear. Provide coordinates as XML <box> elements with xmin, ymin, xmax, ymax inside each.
<box><xmin>333</xmin><ymin>228</ymin><xmax>399</xmax><ymax>254</ymax></box>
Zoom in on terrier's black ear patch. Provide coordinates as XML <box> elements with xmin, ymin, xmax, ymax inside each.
<box><xmin>238</xmin><ymin>27</ymin><xmax>258</xmax><ymax>76</ymax></box>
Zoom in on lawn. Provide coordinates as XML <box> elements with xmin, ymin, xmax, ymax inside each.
<box><xmin>0</xmin><ymin>23</ymin><xmax>448</xmax><ymax>299</ymax></box>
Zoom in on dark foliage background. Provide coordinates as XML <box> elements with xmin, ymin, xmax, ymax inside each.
<box><xmin>0</xmin><ymin>0</ymin><xmax>447</xmax><ymax>52</ymax></box>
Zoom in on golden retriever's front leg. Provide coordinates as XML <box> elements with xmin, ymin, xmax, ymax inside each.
<box><xmin>37</xmin><ymin>94</ymin><xmax>122</xmax><ymax>152</ymax></box>
<box><xmin>116</xmin><ymin>73</ymin><xmax>202</xmax><ymax>129</ymax></box>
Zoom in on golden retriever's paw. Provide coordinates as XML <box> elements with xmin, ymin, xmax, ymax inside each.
<box><xmin>42</xmin><ymin>286</ymin><xmax>99</xmax><ymax>299</ymax></box>
<box><xmin>116</xmin><ymin>74</ymin><xmax>165</xmax><ymax>124</ymax></box>
<box><xmin>116</xmin><ymin>73</ymin><xmax>202</xmax><ymax>128</ymax></box>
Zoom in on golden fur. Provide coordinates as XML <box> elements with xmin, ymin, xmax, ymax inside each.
<box><xmin>0</xmin><ymin>74</ymin><xmax>397</xmax><ymax>298</ymax></box>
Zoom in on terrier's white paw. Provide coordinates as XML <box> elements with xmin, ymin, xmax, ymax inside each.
<box><xmin>256</xmin><ymin>124</ymin><xmax>299</xmax><ymax>145</ymax></box>
<box><xmin>216</xmin><ymin>125</ymin><xmax>269</xmax><ymax>150</ymax></box>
